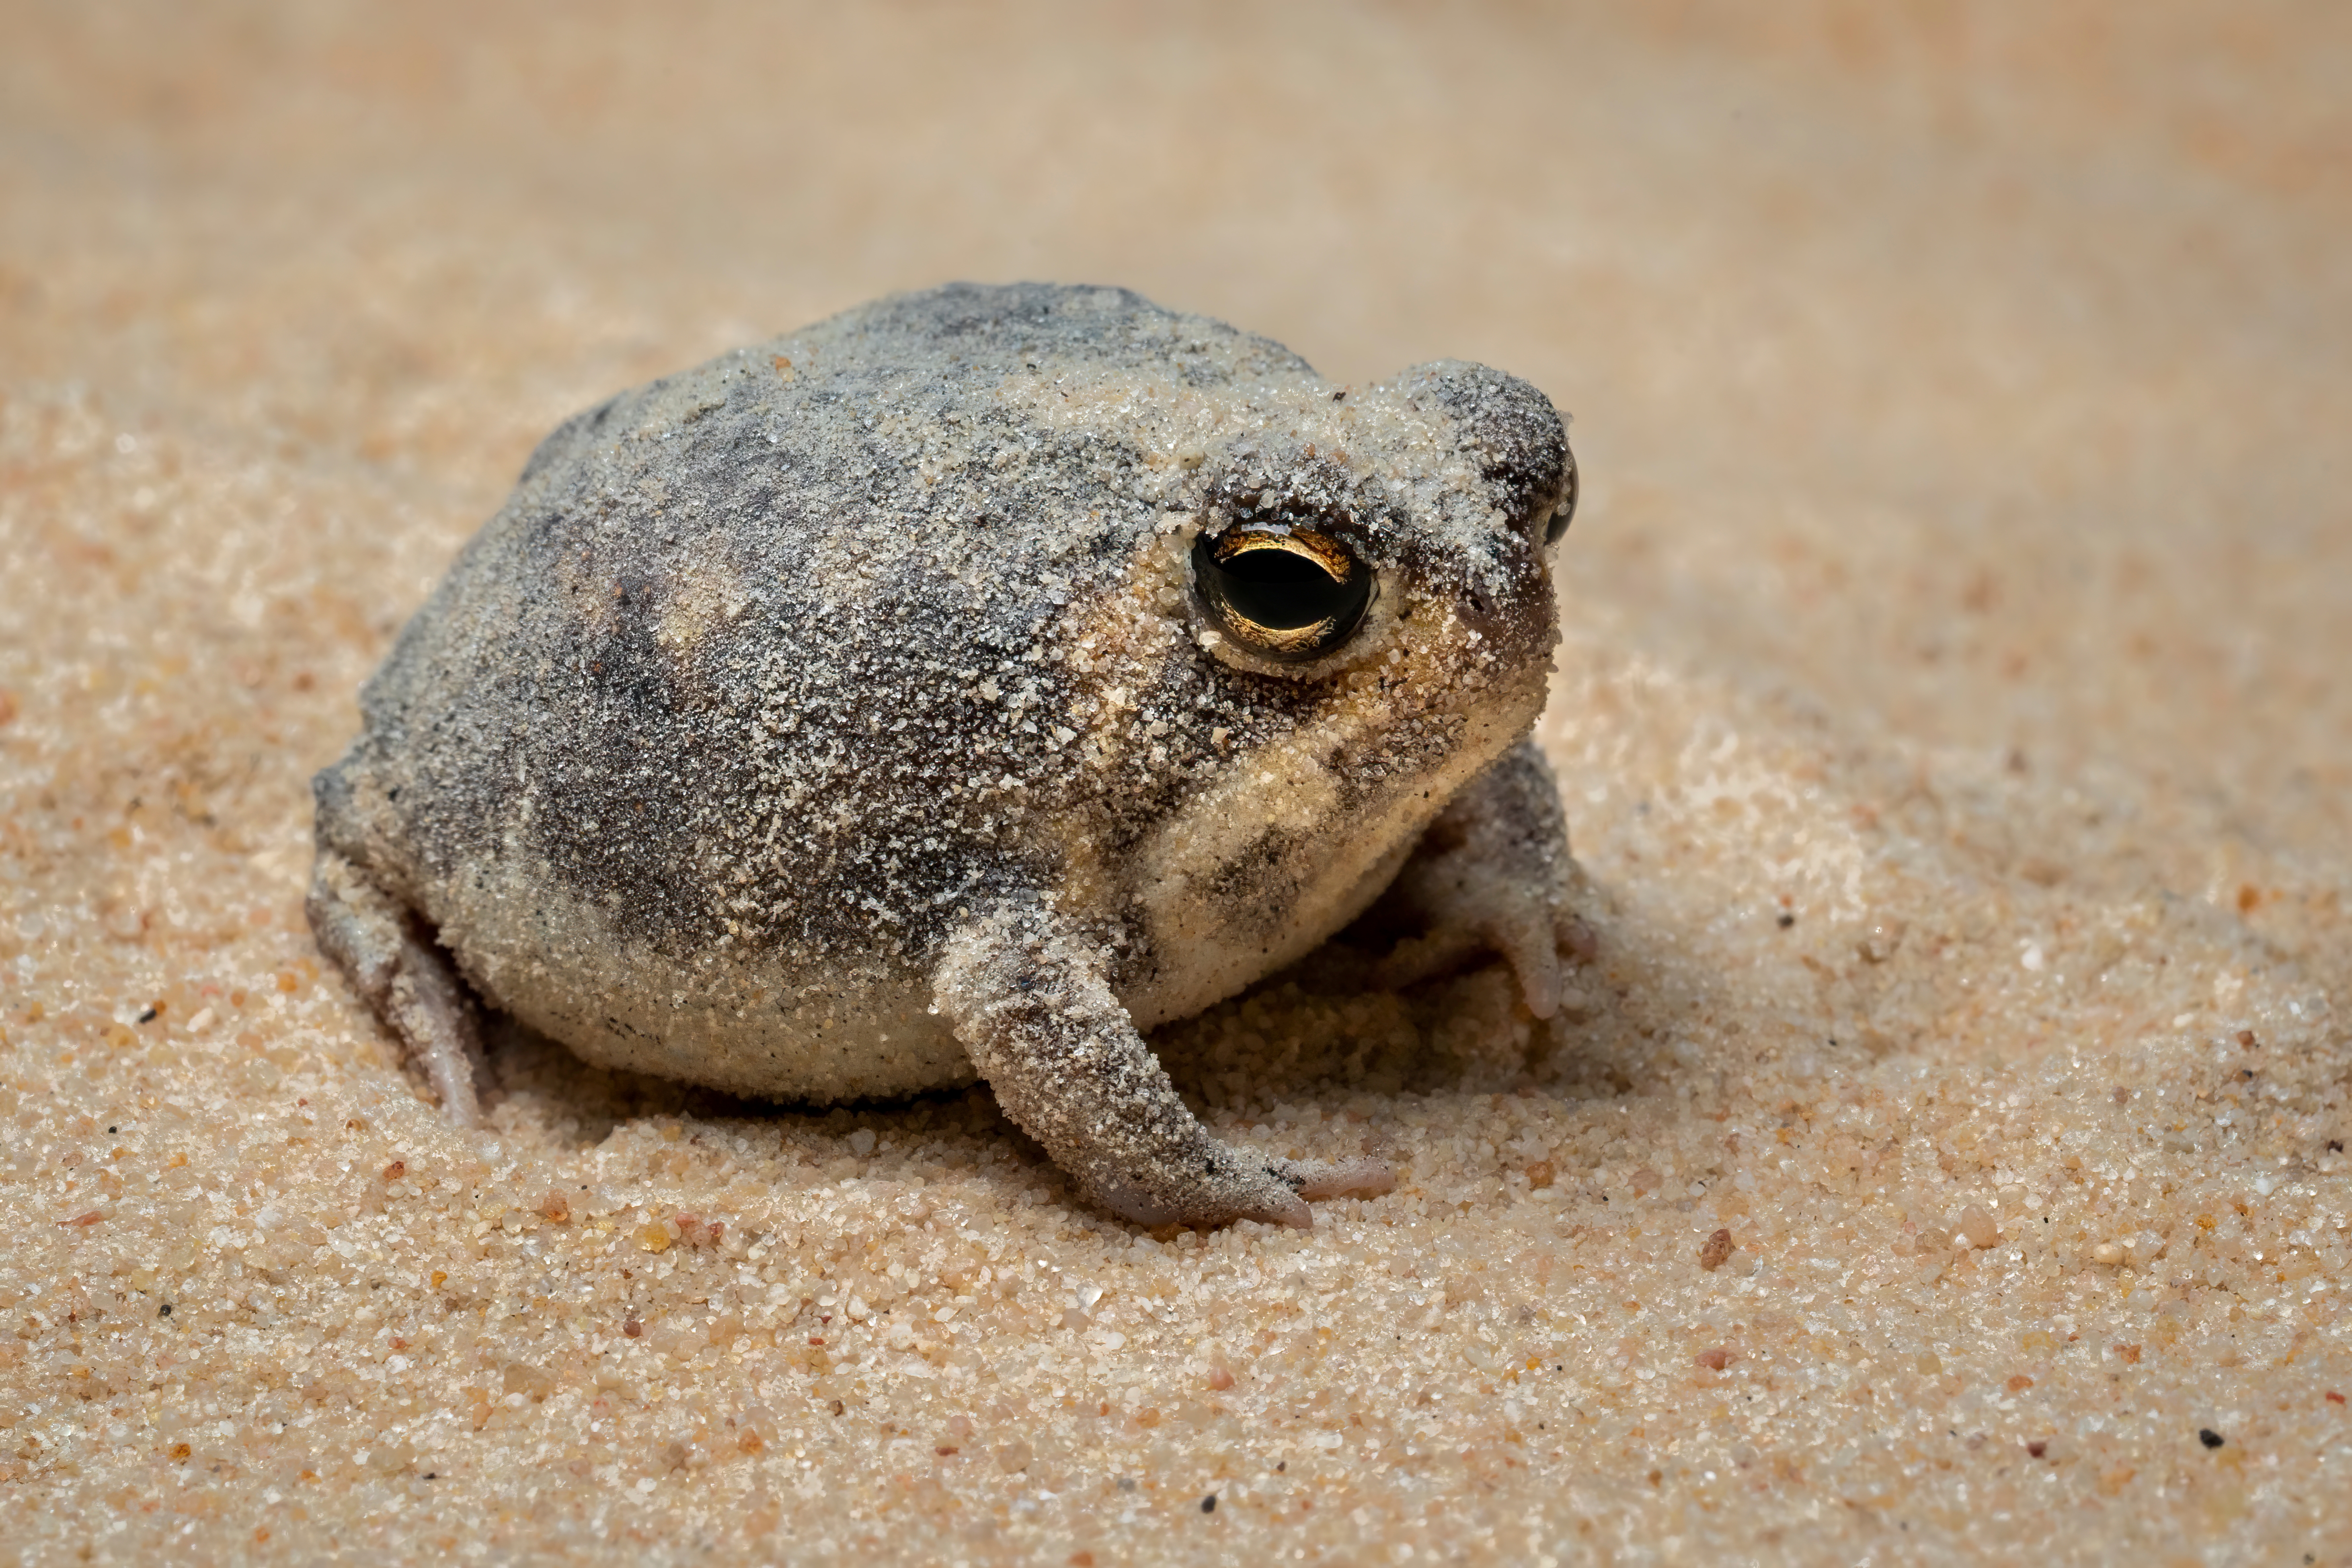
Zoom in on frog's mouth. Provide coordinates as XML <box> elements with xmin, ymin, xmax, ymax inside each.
<box><xmin>1114</xmin><ymin>647</ymin><xmax>1550</xmax><ymax>1029</ymax></box>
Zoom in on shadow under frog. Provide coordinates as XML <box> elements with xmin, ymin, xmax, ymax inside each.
<box><xmin>455</xmin><ymin>885</ymin><xmax>1633</xmax><ymax>1217</ymax></box>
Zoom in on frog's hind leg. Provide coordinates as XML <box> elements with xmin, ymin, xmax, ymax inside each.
<box><xmin>306</xmin><ymin>849</ymin><xmax>488</xmax><ymax>1127</ymax></box>
<box><xmin>933</xmin><ymin>902</ymin><xmax>1393</xmax><ymax>1229</ymax></box>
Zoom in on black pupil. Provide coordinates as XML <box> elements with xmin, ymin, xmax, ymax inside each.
<box><xmin>1215</xmin><ymin>547</ymin><xmax>1353</xmax><ymax>630</ymax></box>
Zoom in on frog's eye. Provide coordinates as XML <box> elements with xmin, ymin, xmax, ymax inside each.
<box><xmin>1543</xmin><ymin>453</ymin><xmax>1579</xmax><ymax>546</ymax></box>
<box><xmin>1192</xmin><ymin>525</ymin><xmax>1375</xmax><ymax>664</ymax></box>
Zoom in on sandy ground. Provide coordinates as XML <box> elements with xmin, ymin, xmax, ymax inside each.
<box><xmin>3</xmin><ymin>4</ymin><xmax>2349</xmax><ymax>1563</ymax></box>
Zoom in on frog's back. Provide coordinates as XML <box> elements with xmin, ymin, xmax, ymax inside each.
<box><xmin>314</xmin><ymin>283</ymin><xmax>1316</xmax><ymax>1099</ymax></box>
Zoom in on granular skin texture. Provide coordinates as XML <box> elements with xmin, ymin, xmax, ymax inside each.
<box><xmin>310</xmin><ymin>282</ymin><xmax>1579</xmax><ymax>1225</ymax></box>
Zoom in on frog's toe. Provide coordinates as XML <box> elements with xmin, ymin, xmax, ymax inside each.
<box><xmin>1231</xmin><ymin>1178</ymin><xmax>1317</xmax><ymax>1230</ymax></box>
<box><xmin>1218</xmin><ymin>1155</ymin><xmax>1400</xmax><ymax>1228</ymax></box>
<box><xmin>1374</xmin><ymin>889</ymin><xmax>1568</xmax><ymax>1018</ymax></box>
<box><xmin>1281</xmin><ymin>1156</ymin><xmax>1397</xmax><ymax>1203</ymax></box>
<box><xmin>1088</xmin><ymin>1162</ymin><xmax>1313</xmax><ymax>1230</ymax></box>
<box><xmin>1371</xmin><ymin>926</ymin><xmax>1481</xmax><ymax>992</ymax></box>
<box><xmin>1088</xmin><ymin>1146</ymin><xmax>1398</xmax><ymax>1229</ymax></box>
<box><xmin>1487</xmin><ymin>896</ymin><xmax>1566</xmax><ymax>1020</ymax></box>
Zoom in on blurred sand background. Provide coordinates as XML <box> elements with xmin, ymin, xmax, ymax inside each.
<box><xmin>3</xmin><ymin>3</ymin><xmax>2348</xmax><ymax>1562</ymax></box>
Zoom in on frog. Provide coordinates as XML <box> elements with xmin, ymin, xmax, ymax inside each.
<box><xmin>308</xmin><ymin>281</ymin><xmax>1583</xmax><ymax>1229</ymax></box>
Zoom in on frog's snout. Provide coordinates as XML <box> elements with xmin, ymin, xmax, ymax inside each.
<box><xmin>1394</xmin><ymin>358</ymin><xmax>1574</xmax><ymax>545</ymax></box>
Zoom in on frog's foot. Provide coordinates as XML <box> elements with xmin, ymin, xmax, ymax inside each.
<box><xmin>1281</xmin><ymin>1155</ymin><xmax>1398</xmax><ymax>1202</ymax></box>
<box><xmin>934</xmin><ymin>903</ymin><xmax>1392</xmax><ymax>1229</ymax></box>
<box><xmin>1371</xmin><ymin>737</ymin><xmax>1591</xmax><ymax>1019</ymax></box>
<box><xmin>307</xmin><ymin>849</ymin><xmax>487</xmax><ymax>1127</ymax></box>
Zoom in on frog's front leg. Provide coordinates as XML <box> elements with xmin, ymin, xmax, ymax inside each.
<box><xmin>934</xmin><ymin>902</ymin><xmax>1393</xmax><ymax>1228</ymax></box>
<box><xmin>1374</xmin><ymin>737</ymin><xmax>1590</xmax><ymax>1018</ymax></box>
<box><xmin>307</xmin><ymin>848</ymin><xmax>489</xmax><ymax>1126</ymax></box>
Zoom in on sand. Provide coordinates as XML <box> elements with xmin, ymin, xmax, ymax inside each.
<box><xmin>2</xmin><ymin>4</ymin><xmax>2348</xmax><ymax>1563</ymax></box>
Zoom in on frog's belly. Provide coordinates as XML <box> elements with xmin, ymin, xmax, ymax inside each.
<box><xmin>431</xmin><ymin>865</ymin><xmax>973</xmax><ymax>1103</ymax></box>
<box><xmin>420</xmin><ymin>796</ymin><xmax>1422</xmax><ymax>1102</ymax></box>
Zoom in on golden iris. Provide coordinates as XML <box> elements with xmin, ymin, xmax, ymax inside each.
<box><xmin>1192</xmin><ymin>525</ymin><xmax>1374</xmax><ymax>664</ymax></box>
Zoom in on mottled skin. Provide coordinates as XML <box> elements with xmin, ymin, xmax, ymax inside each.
<box><xmin>310</xmin><ymin>282</ymin><xmax>1582</xmax><ymax>1228</ymax></box>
